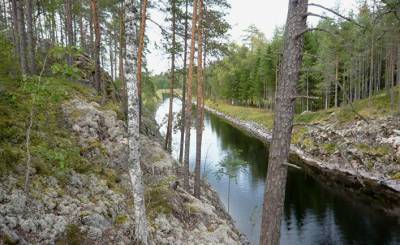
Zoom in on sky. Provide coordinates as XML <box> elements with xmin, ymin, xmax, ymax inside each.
<box><xmin>147</xmin><ymin>0</ymin><xmax>360</xmax><ymax>74</ymax></box>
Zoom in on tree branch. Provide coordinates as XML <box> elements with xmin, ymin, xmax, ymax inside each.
<box><xmin>308</xmin><ymin>3</ymin><xmax>365</xmax><ymax>28</ymax></box>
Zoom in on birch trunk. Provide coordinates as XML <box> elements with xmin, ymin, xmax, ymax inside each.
<box><xmin>183</xmin><ymin>0</ymin><xmax>199</xmax><ymax>190</ymax></box>
<box><xmin>194</xmin><ymin>0</ymin><xmax>204</xmax><ymax>198</ymax></box>
<box><xmin>260</xmin><ymin>0</ymin><xmax>308</xmax><ymax>244</ymax></box>
<box><xmin>124</xmin><ymin>0</ymin><xmax>148</xmax><ymax>243</ymax></box>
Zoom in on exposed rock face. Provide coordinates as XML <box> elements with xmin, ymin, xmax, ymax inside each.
<box><xmin>62</xmin><ymin>99</ymin><xmax>129</xmax><ymax>169</ymax></box>
<box><xmin>0</xmin><ymin>98</ymin><xmax>244</xmax><ymax>244</ymax></box>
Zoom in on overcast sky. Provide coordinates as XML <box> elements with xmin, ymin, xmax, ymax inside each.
<box><xmin>147</xmin><ymin>0</ymin><xmax>360</xmax><ymax>74</ymax></box>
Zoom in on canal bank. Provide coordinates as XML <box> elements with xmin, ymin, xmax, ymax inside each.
<box><xmin>204</xmin><ymin>104</ymin><xmax>400</xmax><ymax>216</ymax></box>
<box><xmin>156</xmin><ymin>97</ymin><xmax>400</xmax><ymax>244</ymax></box>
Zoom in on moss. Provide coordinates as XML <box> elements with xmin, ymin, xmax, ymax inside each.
<box><xmin>80</xmin><ymin>139</ymin><xmax>108</xmax><ymax>158</ymax></box>
<box><xmin>145</xmin><ymin>178</ymin><xmax>175</xmax><ymax>221</ymax></box>
<box><xmin>103</xmin><ymin>101</ymin><xmax>125</xmax><ymax>121</ymax></box>
<box><xmin>0</xmin><ymin>145</ymin><xmax>23</xmax><ymax>175</ymax></box>
<box><xmin>2</xmin><ymin>234</ymin><xmax>17</xmax><ymax>245</ymax></box>
<box><xmin>0</xmin><ymin>74</ymin><xmax>93</xmax><ymax>181</ymax></box>
<box><xmin>115</xmin><ymin>215</ymin><xmax>129</xmax><ymax>225</ymax></box>
<box><xmin>56</xmin><ymin>224</ymin><xmax>87</xmax><ymax>245</ymax></box>
<box><xmin>391</xmin><ymin>172</ymin><xmax>400</xmax><ymax>180</ymax></box>
<box><xmin>322</xmin><ymin>143</ymin><xmax>337</xmax><ymax>154</ymax></box>
<box><xmin>291</xmin><ymin>127</ymin><xmax>308</xmax><ymax>145</ymax></box>
<box><xmin>355</xmin><ymin>143</ymin><xmax>392</xmax><ymax>157</ymax></box>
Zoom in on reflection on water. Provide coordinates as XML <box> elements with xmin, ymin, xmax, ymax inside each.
<box><xmin>155</xmin><ymin>97</ymin><xmax>400</xmax><ymax>245</ymax></box>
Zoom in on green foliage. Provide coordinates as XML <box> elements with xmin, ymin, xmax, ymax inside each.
<box><xmin>0</xmin><ymin>34</ymin><xmax>17</xmax><ymax>75</ymax></box>
<box><xmin>49</xmin><ymin>46</ymin><xmax>82</xmax><ymax>79</ymax></box>
<box><xmin>0</xmin><ymin>74</ymin><xmax>93</xmax><ymax>178</ymax></box>
<box><xmin>215</xmin><ymin>149</ymin><xmax>247</xmax><ymax>180</ymax></box>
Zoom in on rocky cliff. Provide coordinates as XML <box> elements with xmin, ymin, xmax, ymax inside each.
<box><xmin>0</xmin><ymin>97</ymin><xmax>245</xmax><ymax>244</ymax></box>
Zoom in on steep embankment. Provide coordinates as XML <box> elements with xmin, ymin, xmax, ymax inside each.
<box><xmin>0</xmin><ymin>78</ymin><xmax>244</xmax><ymax>244</ymax></box>
<box><xmin>205</xmin><ymin>97</ymin><xmax>400</xmax><ymax>214</ymax></box>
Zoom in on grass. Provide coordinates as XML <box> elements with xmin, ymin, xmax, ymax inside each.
<box><xmin>206</xmin><ymin>100</ymin><xmax>274</xmax><ymax>129</ymax></box>
<box><xmin>206</xmin><ymin>87</ymin><xmax>400</xmax><ymax>131</ymax></box>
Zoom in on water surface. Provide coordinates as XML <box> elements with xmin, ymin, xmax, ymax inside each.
<box><xmin>155</xmin><ymin>97</ymin><xmax>400</xmax><ymax>245</ymax></box>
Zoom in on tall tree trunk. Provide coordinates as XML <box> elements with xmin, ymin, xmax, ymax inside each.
<box><xmin>25</xmin><ymin>0</ymin><xmax>35</xmax><ymax>74</ymax></box>
<box><xmin>124</xmin><ymin>1</ymin><xmax>148</xmax><ymax>244</ymax></box>
<box><xmin>397</xmin><ymin>46</ymin><xmax>400</xmax><ymax>112</ymax></box>
<box><xmin>65</xmin><ymin>0</ymin><xmax>74</xmax><ymax>66</ymax></box>
<box><xmin>11</xmin><ymin>0</ymin><xmax>20</xmax><ymax>63</ymax></box>
<box><xmin>137</xmin><ymin>0</ymin><xmax>148</xmax><ymax>123</ymax></box>
<box><xmin>16</xmin><ymin>0</ymin><xmax>27</xmax><ymax>75</ymax></box>
<box><xmin>109</xmin><ymin>34</ymin><xmax>114</xmax><ymax>80</ymax></box>
<box><xmin>165</xmin><ymin>0</ymin><xmax>177</xmax><ymax>153</ymax></box>
<box><xmin>178</xmin><ymin>0</ymin><xmax>189</xmax><ymax>164</ymax></box>
<box><xmin>89</xmin><ymin>11</ymin><xmax>94</xmax><ymax>57</ymax></box>
<box><xmin>194</xmin><ymin>0</ymin><xmax>204</xmax><ymax>199</ymax></box>
<box><xmin>183</xmin><ymin>0</ymin><xmax>199</xmax><ymax>190</ymax></box>
<box><xmin>119</xmin><ymin>4</ymin><xmax>127</xmax><ymax>117</ymax></box>
<box><xmin>260</xmin><ymin>0</ymin><xmax>308</xmax><ymax>244</ymax></box>
<box><xmin>91</xmin><ymin>0</ymin><xmax>102</xmax><ymax>95</ymax></box>
<box><xmin>79</xmin><ymin>15</ymin><xmax>85</xmax><ymax>50</ymax></box>
<box><xmin>369</xmin><ymin>38</ymin><xmax>374</xmax><ymax>104</ymax></box>
<box><xmin>335</xmin><ymin>55</ymin><xmax>339</xmax><ymax>107</ymax></box>
<box><xmin>59</xmin><ymin>12</ymin><xmax>64</xmax><ymax>46</ymax></box>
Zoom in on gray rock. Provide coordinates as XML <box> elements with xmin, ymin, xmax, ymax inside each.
<box><xmin>5</xmin><ymin>216</ymin><xmax>17</xmax><ymax>229</ymax></box>
<box><xmin>82</xmin><ymin>213</ymin><xmax>110</xmax><ymax>229</ymax></box>
<box><xmin>1</xmin><ymin>225</ymin><xmax>21</xmax><ymax>243</ymax></box>
<box><xmin>20</xmin><ymin>219</ymin><xmax>37</xmax><ymax>233</ymax></box>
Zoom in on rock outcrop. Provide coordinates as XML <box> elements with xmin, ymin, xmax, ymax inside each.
<box><xmin>0</xmin><ymin>98</ymin><xmax>244</xmax><ymax>244</ymax></box>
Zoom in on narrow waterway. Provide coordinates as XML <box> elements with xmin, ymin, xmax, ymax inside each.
<box><xmin>155</xmin><ymin>97</ymin><xmax>400</xmax><ymax>245</ymax></box>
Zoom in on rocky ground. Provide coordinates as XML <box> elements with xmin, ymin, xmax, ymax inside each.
<box><xmin>0</xmin><ymin>98</ymin><xmax>245</xmax><ymax>244</ymax></box>
<box><xmin>205</xmin><ymin>106</ymin><xmax>400</xmax><ymax>202</ymax></box>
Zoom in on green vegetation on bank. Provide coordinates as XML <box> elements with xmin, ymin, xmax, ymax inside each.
<box><xmin>207</xmin><ymin>86</ymin><xmax>400</xmax><ymax>131</ymax></box>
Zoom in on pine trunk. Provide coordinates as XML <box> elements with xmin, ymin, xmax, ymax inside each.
<box><xmin>165</xmin><ymin>0</ymin><xmax>177</xmax><ymax>153</ymax></box>
<box><xmin>194</xmin><ymin>0</ymin><xmax>204</xmax><ymax>198</ymax></box>
<box><xmin>124</xmin><ymin>0</ymin><xmax>148</xmax><ymax>244</ymax></box>
<box><xmin>25</xmin><ymin>0</ymin><xmax>35</xmax><ymax>74</ymax></box>
<box><xmin>260</xmin><ymin>0</ymin><xmax>308</xmax><ymax>244</ymax></box>
<box><xmin>15</xmin><ymin>0</ymin><xmax>27</xmax><ymax>75</ymax></box>
<box><xmin>119</xmin><ymin>4</ymin><xmax>127</xmax><ymax>117</ymax></box>
<box><xmin>65</xmin><ymin>0</ymin><xmax>74</xmax><ymax>66</ymax></box>
<box><xmin>178</xmin><ymin>0</ymin><xmax>189</xmax><ymax>164</ymax></box>
<box><xmin>79</xmin><ymin>15</ymin><xmax>85</xmax><ymax>50</ymax></box>
<box><xmin>91</xmin><ymin>0</ymin><xmax>101</xmax><ymax>95</ymax></box>
<box><xmin>136</xmin><ymin>0</ymin><xmax>148</xmax><ymax>123</ymax></box>
<box><xmin>183</xmin><ymin>0</ymin><xmax>199</xmax><ymax>190</ymax></box>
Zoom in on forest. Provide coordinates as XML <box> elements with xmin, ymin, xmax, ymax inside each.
<box><xmin>0</xmin><ymin>0</ymin><xmax>400</xmax><ymax>244</ymax></box>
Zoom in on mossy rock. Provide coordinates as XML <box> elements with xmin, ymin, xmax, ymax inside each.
<box><xmin>391</xmin><ymin>172</ymin><xmax>400</xmax><ymax>180</ymax></box>
<box><xmin>322</xmin><ymin>143</ymin><xmax>337</xmax><ymax>154</ymax></box>
<box><xmin>56</xmin><ymin>224</ymin><xmax>87</xmax><ymax>245</ymax></box>
<box><xmin>145</xmin><ymin>178</ymin><xmax>175</xmax><ymax>221</ymax></box>
<box><xmin>355</xmin><ymin>143</ymin><xmax>392</xmax><ymax>157</ymax></box>
<box><xmin>114</xmin><ymin>215</ymin><xmax>129</xmax><ymax>225</ymax></box>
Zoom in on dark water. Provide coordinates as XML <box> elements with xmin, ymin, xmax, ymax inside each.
<box><xmin>155</xmin><ymin>98</ymin><xmax>400</xmax><ymax>245</ymax></box>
